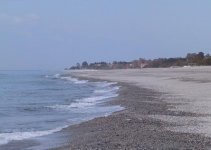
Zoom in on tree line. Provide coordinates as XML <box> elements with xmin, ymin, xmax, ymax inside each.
<box><xmin>67</xmin><ymin>52</ymin><xmax>211</xmax><ymax>70</ymax></box>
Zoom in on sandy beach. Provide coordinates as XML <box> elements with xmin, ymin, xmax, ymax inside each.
<box><xmin>53</xmin><ymin>66</ymin><xmax>211</xmax><ymax>149</ymax></box>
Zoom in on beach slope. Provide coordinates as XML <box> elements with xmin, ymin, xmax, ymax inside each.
<box><xmin>54</xmin><ymin>67</ymin><xmax>211</xmax><ymax>149</ymax></box>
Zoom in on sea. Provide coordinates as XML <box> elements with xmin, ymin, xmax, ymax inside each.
<box><xmin>0</xmin><ymin>70</ymin><xmax>123</xmax><ymax>150</ymax></box>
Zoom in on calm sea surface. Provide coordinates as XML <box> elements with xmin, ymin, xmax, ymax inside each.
<box><xmin>0</xmin><ymin>70</ymin><xmax>122</xmax><ymax>150</ymax></box>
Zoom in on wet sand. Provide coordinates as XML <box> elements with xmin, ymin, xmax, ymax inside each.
<box><xmin>53</xmin><ymin>67</ymin><xmax>211</xmax><ymax>149</ymax></box>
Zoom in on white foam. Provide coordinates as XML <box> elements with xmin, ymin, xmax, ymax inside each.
<box><xmin>94</xmin><ymin>89</ymin><xmax>112</xmax><ymax>94</ymax></box>
<box><xmin>74</xmin><ymin>80</ymin><xmax>88</xmax><ymax>84</ymax></box>
<box><xmin>60</xmin><ymin>76</ymin><xmax>88</xmax><ymax>84</ymax></box>
<box><xmin>49</xmin><ymin>94</ymin><xmax>118</xmax><ymax>110</ymax></box>
<box><xmin>94</xmin><ymin>86</ymin><xmax>120</xmax><ymax>94</ymax></box>
<box><xmin>54</xmin><ymin>74</ymin><xmax>60</xmax><ymax>78</ymax></box>
<box><xmin>95</xmin><ymin>81</ymin><xmax>118</xmax><ymax>88</ymax></box>
<box><xmin>54</xmin><ymin>74</ymin><xmax>89</xmax><ymax>85</ymax></box>
<box><xmin>48</xmin><ymin>79</ymin><xmax>120</xmax><ymax>110</ymax></box>
<box><xmin>0</xmin><ymin>125</ymin><xmax>68</xmax><ymax>145</ymax></box>
<box><xmin>81</xmin><ymin>94</ymin><xmax>118</xmax><ymax>103</ymax></box>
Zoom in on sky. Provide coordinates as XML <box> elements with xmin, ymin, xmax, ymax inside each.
<box><xmin>1</xmin><ymin>0</ymin><xmax>211</xmax><ymax>70</ymax></box>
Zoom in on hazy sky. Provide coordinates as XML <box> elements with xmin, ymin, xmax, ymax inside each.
<box><xmin>1</xmin><ymin>0</ymin><xmax>211</xmax><ymax>70</ymax></box>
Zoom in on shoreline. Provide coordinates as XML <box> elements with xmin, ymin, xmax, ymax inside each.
<box><xmin>52</xmin><ymin>69</ymin><xmax>211</xmax><ymax>149</ymax></box>
<box><xmin>0</xmin><ymin>74</ymin><xmax>123</xmax><ymax>150</ymax></box>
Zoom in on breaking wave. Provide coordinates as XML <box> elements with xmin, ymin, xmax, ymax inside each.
<box><xmin>48</xmin><ymin>94</ymin><xmax>118</xmax><ymax>110</ymax></box>
<box><xmin>46</xmin><ymin>74</ymin><xmax>88</xmax><ymax>84</ymax></box>
<box><xmin>0</xmin><ymin>125</ymin><xmax>68</xmax><ymax>145</ymax></box>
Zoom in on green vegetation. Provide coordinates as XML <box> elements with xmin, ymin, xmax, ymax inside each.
<box><xmin>67</xmin><ymin>52</ymin><xmax>211</xmax><ymax>70</ymax></box>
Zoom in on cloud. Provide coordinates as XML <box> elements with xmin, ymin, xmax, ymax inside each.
<box><xmin>0</xmin><ymin>13</ymin><xmax>40</xmax><ymax>24</ymax></box>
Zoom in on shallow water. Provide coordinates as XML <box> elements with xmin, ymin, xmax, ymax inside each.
<box><xmin>0</xmin><ymin>70</ymin><xmax>122</xmax><ymax>149</ymax></box>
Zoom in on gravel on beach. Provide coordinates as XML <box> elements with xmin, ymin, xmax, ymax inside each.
<box><xmin>53</xmin><ymin>82</ymin><xmax>211</xmax><ymax>150</ymax></box>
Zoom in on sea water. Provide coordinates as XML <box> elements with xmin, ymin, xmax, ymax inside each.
<box><xmin>0</xmin><ymin>70</ymin><xmax>122</xmax><ymax>150</ymax></box>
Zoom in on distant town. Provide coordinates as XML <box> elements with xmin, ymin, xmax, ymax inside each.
<box><xmin>66</xmin><ymin>52</ymin><xmax>211</xmax><ymax>70</ymax></box>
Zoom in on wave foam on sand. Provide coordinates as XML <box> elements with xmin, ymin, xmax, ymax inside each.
<box><xmin>0</xmin><ymin>74</ymin><xmax>121</xmax><ymax>146</ymax></box>
<box><xmin>0</xmin><ymin>125</ymin><xmax>68</xmax><ymax>145</ymax></box>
